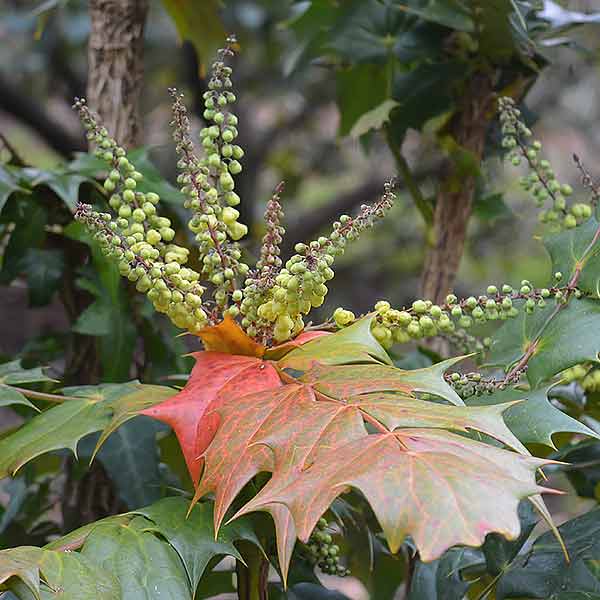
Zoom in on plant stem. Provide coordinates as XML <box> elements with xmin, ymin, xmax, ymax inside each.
<box><xmin>236</xmin><ymin>541</ymin><xmax>269</xmax><ymax>600</ymax></box>
<box><xmin>386</xmin><ymin>128</ymin><xmax>433</xmax><ymax>225</ymax></box>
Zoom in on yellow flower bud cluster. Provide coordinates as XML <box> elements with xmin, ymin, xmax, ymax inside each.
<box><xmin>73</xmin><ymin>98</ymin><xmax>208</xmax><ymax>333</ymax></box>
<box><xmin>74</xmin><ymin>203</ymin><xmax>208</xmax><ymax>332</ymax></box>
<box><xmin>244</xmin><ymin>181</ymin><xmax>396</xmax><ymax>343</ymax></box>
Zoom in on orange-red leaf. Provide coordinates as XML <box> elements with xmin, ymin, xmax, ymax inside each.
<box><xmin>141</xmin><ymin>351</ymin><xmax>281</xmax><ymax>484</ymax></box>
<box><xmin>198</xmin><ymin>315</ymin><xmax>266</xmax><ymax>357</ymax></box>
<box><xmin>189</xmin><ymin>357</ymin><xmax>552</xmax><ymax>579</ymax></box>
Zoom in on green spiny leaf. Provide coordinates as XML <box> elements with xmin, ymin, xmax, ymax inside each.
<box><xmin>545</xmin><ymin>217</ymin><xmax>600</xmax><ymax>298</ymax></box>
<box><xmin>464</xmin><ymin>386</ymin><xmax>599</xmax><ymax>448</ymax></box>
<box><xmin>0</xmin><ymin>383</ymin><xmax>172</xmax><ymax>478</ymax></box>
<box><xmin>489</xmin><ymin>298</ymin><xmax>600</xmax><ymax>386</ymax></box>
<box><xmin>133</xmin><ymin>497</ymin><xmax>261</xmax><ymax>591</ymax></box>
<box><xmin>496</xmin><ymin>508</ymin><xmax>600</xmax><ymax>599</ymax></box>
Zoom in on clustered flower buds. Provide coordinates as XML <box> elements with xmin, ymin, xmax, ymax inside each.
<box><xmin>168</xmin><ymin>35</ymin><xmax>248</xmax><ymax>312</ymax></box>
<box><xmin>445</xmin><ymin>370</ymin><xmax>522</xmax><ymax>398</ymax></box>
<box><xmin>306</xmin><ymin>517</ymin><xmax>349</xmax><ymax>577</ymax></box>
<box><xmin>72</xmin><ymin>38</ymin><xmax>396</xmax><ymax>345</ymax></box>
<box><xmin>331</xmin><ymin>277</ymin><xmax>583</xmax><ymax>351</ymax></box>
<box><xmin>243</xmin><ymin>180</ymin><xmax>396</xmax><ymax>343</ymax></box>
<box><xmin>239</xmin><ymin>182</ymin><xmax>286</xmax><ymax>341</ymax></box>
<box><xmin>73</xmin><ymin>98</ymin><xmax>208</xmax><ymax>333</ymax></box>
<box><xmin>498</xmin><ymin>96</ymin><xmax>591</xmax><ymax>230</ymax></box>
<box><xmin>75</xmin><ymin>203</ymin><xmax>208</xmax><ymax>332</ymax></box>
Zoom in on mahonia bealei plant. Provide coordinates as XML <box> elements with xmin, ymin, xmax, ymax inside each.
<box><xmin>73</xmin><ymin>36</ymin><xmax>395</xmax><ymax>345</ymax></box>
<box><xmin>73</xmin><ymin>33</ymin><xmax>590</xmax><ymax>361</ymax></box>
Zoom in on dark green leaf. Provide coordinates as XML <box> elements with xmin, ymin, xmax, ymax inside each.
<box><xmin>284</xmin><ymin>0</ymin><xmax>352</xmax><ymax>74</ymax></box>
<box><xmin>0</xmin><ymin>361</ymin><xmax>55</xmax><ymax>386</ymax></box>
<box><xmin>390</xmin><ymin>62</ymin><xmax>462</xmax><ymax>136</ymax></box>
<box><xmin>0</xmin><ymin>398</ymin><xmax>112</xmax><ymax>478</ymax></box>
<box><xmin>270</xmin><ymin>582</ymin><xmax>351</xmax><ymax>600</ymax></box>
<box><xmin>72</xmin><ymin>301</ymin><xmax>112</xmax><ymax>336</ymax></box>
<box><xmin>0</xmin><ymin>382</ymin><xmax>172</xmax><ymax>478</ymax></box>
<box><xmin>496</xmin><ymin>508</ymin><xmax>600</xmax><ymax>599</ymax></box>
<box><xmin>66</xmin><ymin>153</ymin><xmax>106</xmax><ymax>177</ymax></box>
<box><xmin>473</xmin><ymin>191</ymin><xmax>512</xmax><ymax>221</ymax></box>
<box><xmin>329</xmin><ymin>0</ymin><xmax>442</xmax><ymax>64</ymax></box>
<box><xmin>79</xmin><ymin>417</ymin><xmax>165</xmax><ymax>509</ymax></box>
<box><xmin>160</xmin><ymin>0</ymin><xmax>226</xmax><ymax>65</ymax></box>
<box><xmin>134</xmin><ymin>497</ymin><xmax>261</xmax><ymax>591</ymax></box>
<box><xmin>68</xmin><ymin>148</ymin><xmax>184</xmax><ymax>205</ymax></box>
<box><xmin>350</xmin><ymin>100</ymin><xmax>399</xmax><ymax>138</ymax></box>
<box><xmin>545</xmin><ymin>217</ymin><xmax>600</xmax><ymax>298</ymax></box>
<box><xmin>391</xmin><ymin>0</ymin><xmax>474</xmax><ymax>32</ymax></box>
<box><xmin>79</xmin><ymin>515</ymin><xmax>192</xmax><ymax>599</ymax></box>
<box><xmin>0</xmin><ymin>546</ymin><xmax>120</xmax><ymax>599</ymax></box>
<box><xmin>30</xmin><ymin>170</ymin><xmax>89</xmax><ymax>212</ymax></box>
<box><xmin>0</xmin><ymin>167</ymin><xmax>29</xmax><ymax>214</ymax></box>
<box><xmin>128</xmin><ymin>149</ymin><xmax>184</xmax><ymax>205</ymax></box>
<box><xmin>0</xmin><ymin>201</ymin><xmax>47</xmax><ymax>285</ymax></box>
<box><xmin>482</xmin><ymin>500</ymin><xmax>538</xmax><ymax>576</ymax></box>
<box><xmin>489</xmin><ymin>298</ymin><xmax>600</xmax><ymax>386</ymax></box>
<box><xmin>19</xmin><ymin>249</ymin><xmax>64</xmax><ymax>307</ymax></box>
<box><xmin>558</xmin><ymin>440</ymin><xmax>600</xmax><ymax>499</ymax></box>
<box><xmin>408</xmin><ymin>547</ymin><xmax>482</xmax><ymax>600</ymax></box>
<box><xmin>66</xmin><ymin>222</ymin><xmax>137</xmax><ymax>381</ymax></box>
<box><xmin>0</xmin><ymin>386</ymin><xmax>37</xmax><ymax>412</ymax></box>
<box><xmin>0</xmin><ymin>478</ymin><xmax>28</xmax><ymax>536</ymax></box>
<box><xmin>336</xmin><ymin>65</ymin><xmax>388</xmax><ymax>137</ymax></box>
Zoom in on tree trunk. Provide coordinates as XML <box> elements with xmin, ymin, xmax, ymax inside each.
<box><xmin>60</xmin><ymin>0</ymin><xmax>149</xmax><ymax>535</ymax></box>
<box><xmin>87</xmin><ymin>0</ymin><xmax>148</xmax><ymax>148</ymax></box>
<box><xmin>420</xmin><ymin>73</ymin><xmax>496</xmax><ymax>303</ymax></box>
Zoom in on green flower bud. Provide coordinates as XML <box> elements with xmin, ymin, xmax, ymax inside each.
<box><xmin>472</xmin><ymin>306</ymin><xmax>484</xmax><ymax>320</ymax></box>
<box><xmin>160</xmin><ymin>227</ymin><xmax>175</xmax><ymax>241</ymax></box>
<box><xmin>146</xmin><ymin>229</ymin><xmax>162</xmax><ymax>245</ymax></box>
<box><xmin>451</xmin><ymin>306</ymin><xmax>462</xmax><ymax>318</ymax></box>
<box><xmin>232</xmin><ymin>145</ymin><xmax>244</xmax><ymax>159</ymax></box>
<box><xmin>429</xmin><ymin>305</ymin><xmax>442</xmax><ymax>319</ymax></box>
<box><xmin>412</xmin><ymin>299</ymin><xmax>427</xmax><ymax>313</ymax></box>
<box><xmin>132</xmin><ymin>208</ymin><xmax>146</xmax><ymax>223</ymax></box>
<box><xmin>220</xmin><ymin>172</ymin><xmax>235</xmax><ymax>191</ymax></box>
<box><xmin>228</xmin><ymin>160</ymin><xmax>242</xmax><ymax>174</ymax></box>
<box><xmin>465</xmin><ymin>296</ymin><xmax>478</xmax><ymax>310</ymax></box>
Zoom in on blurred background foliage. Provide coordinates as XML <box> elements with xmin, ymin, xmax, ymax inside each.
<box><xmin>1</xmin><ymin>1</ymin><xmax>600</xmax><ymax>598</ymax></box>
